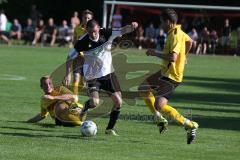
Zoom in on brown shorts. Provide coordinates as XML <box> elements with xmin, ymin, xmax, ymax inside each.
<box><xmin>144</xmin><ymin>71</ymin><xmax>180</xmax><ymax>99</ymax></box>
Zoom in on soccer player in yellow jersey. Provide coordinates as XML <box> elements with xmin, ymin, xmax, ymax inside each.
<box><xmin>139</xmin><ymin>9</ymin><xmax>198</xmax><ymax>144</ymax></box>
<box><xmin>64</xmin><ymin>10</ymin><xmax>94</xmax><ymax>95</ymax></box>
<box><xmin>27</xmin><ymin>76</ymin><xmax>83</xmax><ymax>126</ymax></box>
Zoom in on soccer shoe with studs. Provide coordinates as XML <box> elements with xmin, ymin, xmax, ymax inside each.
<box><xmin>105</xmin><ymin>129</ymin><xmax>119</xmax><ymax>136</ymax></box>
<box><xmin>186</xmin><ymin>121</ymin><xmax>199</xmax><ymax>144</ymax></box>
<box><xmin>157</xmin><ymin>117</ymin><xmax>168</xmax><ymax>134</ymax></box>
<box><xmin>79</xmin><ymin>110</ymin><xmax>88</xmax><ymax>122</ymax></box>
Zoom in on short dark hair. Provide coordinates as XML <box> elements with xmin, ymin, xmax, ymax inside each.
<box><xmin>40</xmin><ymin>75</ymin><xmax>50</xmax><ymax>87</ymax></box>
<box><xmin>86</xmin><ymin>19</ymin><xmax>99</xmax><ymax>29</ymax></box>
<box><xmin>161</xmin><ymin>8</ymin><xmax>178</xmax><ymax>23</ymax></box>
<box><xmin>82</xmin><ymin>9</ymin><xmax>94</xmax><ymax>18</ymax></box>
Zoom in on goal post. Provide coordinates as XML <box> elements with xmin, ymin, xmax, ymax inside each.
<box><xmin>103</xmin><ymin>0</ymin><xmax>240</xmax><ymax>28</ymax></box>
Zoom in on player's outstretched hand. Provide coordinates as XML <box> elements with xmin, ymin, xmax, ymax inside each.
<box><xmin>146</xmin><ymin>49</ymin><xmax>157</xmax><ymax>56</ymax></box>
<box><xmin>131</xmin><ymin>22</ymin><xmax>138</xmax><ymax>29</ymax></box>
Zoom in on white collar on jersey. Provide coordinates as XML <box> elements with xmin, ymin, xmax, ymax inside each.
<box><xmin>89</xmin><ymin>33</ymin><xmax>100</xmax><ymax>42</ymax></box>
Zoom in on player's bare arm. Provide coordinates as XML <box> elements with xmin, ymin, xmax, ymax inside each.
<box><xmin>185</xmin><ymin>39</ymin><xmax>193</xmax><ymax>55</ymax></box>
<box><xmin>121</xmin><ymin>22</ymin><xmax>138</xmax><ymax>34</ymax></box>
<box><xmin>43</xmin><ymin>94</ymin><xmax>78</xmax><ymax>101</ymax></box>
<box><xmin>146</xmin><ymin>49</ymin><xmax>178</xmax><ymax>62</ymax></box>
<box><xmin>185</xmin><ymin>39</ymin><xmax>193</xmax><ymax>64</ymax></box>
<box><xmin>64</xmin><ymin>57</ymin><xmax>73</xmax><ymax>86</ymax></box>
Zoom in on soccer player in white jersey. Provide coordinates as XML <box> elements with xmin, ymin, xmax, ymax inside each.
<box><xmin>70</xmin><ymin>19</ymin><xmax>138</xmax><ymax>135</ymax></box>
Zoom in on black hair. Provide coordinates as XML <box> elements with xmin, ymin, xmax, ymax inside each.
<box><xmin>0</xmin><ymin>9</ymin><xmax>4</xmax><ymax>14</ymax></box>
<box><xmin>86</xmin><ymin>19</ymin><xmax>99</xmax><ymax>29</ymax></box>
<box><xmin>82</xmin><ymin>9</ymin><xmax>94</xmax><ymax>18</ymax></box>
<box><xmin>161</xmin><ymin>8</ymin><xmax>178</xmax><ymax>23</ymax></box>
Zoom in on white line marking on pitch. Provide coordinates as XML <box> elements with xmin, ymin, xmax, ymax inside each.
<box><xmin>0</xmin><ymin>74</ymin><xmax>26</xmax><ymax>81</ymax></box>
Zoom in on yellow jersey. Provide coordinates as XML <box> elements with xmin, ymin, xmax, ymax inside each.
<box><xmin>161</xmin><ymin>25</ymin><xmax>191</xmax><ymax>82</ymax></box>
<box><xmin>40</xmin><ymin>86</ymin><xmax>73</xmax><ymax>118</ymax></box>
<box><xmin>74</xmin><ymin>24</ymin><xmax>86</xmax><ymax>57</ymax></box>
<box><xmin>74</xmin><ymin>24</ymin><xmax>86</xmax><ymax>40</ymax></box>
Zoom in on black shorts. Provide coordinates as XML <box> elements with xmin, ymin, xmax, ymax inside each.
<box><xmin>72</xmin><ymin>56</ymin><xmax>84</xmax><ymax>76</ymax></box>
<box><xmin>87</xmin><ymin>72</ymin><xmax>121</xmax><ymax>94</ymax></box>
<box><xmin>145</xmin><ymin>71</ymin><xmax>180</xmax><ymax>99</ymax></box>
<box><xmin>55</xmin><ymin>118</ymin><xmax>77</xmax><ymax>127</ymax></box>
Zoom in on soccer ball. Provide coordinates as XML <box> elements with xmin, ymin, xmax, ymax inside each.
<box><xmin>80</xmin><ymin>121</ymin><xmax>97</xmax><ymax>137</ymax></box>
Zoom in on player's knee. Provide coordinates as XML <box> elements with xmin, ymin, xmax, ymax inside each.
<box><xmin>114</xmin><ymin>97</ymin><xmax>122</xmax><ymax>108</ymax></box>
<box><xmin>154</xmin><ymin>97</ymin><xmax>168</xmax><ymax>110</ymax></box>
<box><xmin>92</xmin><ymin>98</ymin><xmax>100</xmax><ymax>107</ymax></box>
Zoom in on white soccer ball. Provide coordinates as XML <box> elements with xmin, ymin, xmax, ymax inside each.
<box><xmin>80</xmin><ymin>121</ymin><xmax>97</xmax><ymax>136</ymax></box>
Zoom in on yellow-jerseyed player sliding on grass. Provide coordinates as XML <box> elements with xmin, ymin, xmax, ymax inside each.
<box><xmin>27</xmin><ymin>76</ymin><xmax>83</xmax><ymax>126</ymax></box>
<box><xmin>139</xmin><ymin>8</ymin><xmax>198</xmax><ymax>144</ymax></box>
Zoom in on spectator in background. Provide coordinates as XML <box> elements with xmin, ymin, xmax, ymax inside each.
<box><xmin>32</xmin><ymin>19</ymin><xmax>45</xmax><ymax>45</ymax></box>
<box><xmin>221</xmin><ymin>18</ymin><xmax>231</xmax><ymax>54</ymax></box>
<box><xmin>196</xmin><ymin>27</ymin><xmax>209</xmax><ymax>55</ymax></box>
<box><xmin>188</xmin><ymin>28</ymin><xmax>198</xmax><ymax>53</ymax></box>
<box><xmin>30</xmin><ymin>5</ymin><xmax>42</xmax><ymax>27</ymax></box>
<box><xmin>10</xmin><ymin>19</ymin><xmax>22</xmax><ymax>40</ymax></box>
<box><xmin>71</xmin><ymin>11</ymin><xmax>80</xmax><ymax>29</ymax></box>
<box><xmin>58</xmin><ymin>20</ymin><xmax>72</xmax><ymax>47</ymax></box>
<box><xmin>209</xmin><ymin>30</ymin><xmax>218</xmax><ymax>54</ymax></box>
<box><xmin>23</xmin><ymin>18</ymin><xmax>35</xmax><ymax>44</ymax></box>
<box><xmin>0</xmin><ymin>9</ymin><xmax>10</xmax><ymax>44</ymax></box>
<box><xmin>112</xmin><ymin>9</ymin><xmax>122</xmax><ymax>28</ymax></box>
<box><xmin>145</xmin><ymin>23</ymin><xmax>156</xmax><ymax>48</ymax></box>
<box><xmin>156</xmin><ymin>28</ymin><xmax>166</xmax><ymax>51</ymax></box>
<box><xmin>236</xmin><ymin>27</ymin><xmax>240</xmax><ymax>56</ymax></box>
<box><xmin>43</xmin><ymin>18</ymin><xmax>57</xmax><ymax>47</ymax></box>
<box><xmin>0</xmin><ymin>9</ymin><xmax>7</xmax><ymax>31</ymax></box>
<box><xmin>135</xmin><ymin>24</ymin><xmax>144</xmax><ymax>49</ymax></box>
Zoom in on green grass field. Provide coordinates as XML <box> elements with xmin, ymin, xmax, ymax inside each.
<box><xmin>0</xmin><ymin>46</ymin><xmax>240</xmax><ymax>160</ymax></box>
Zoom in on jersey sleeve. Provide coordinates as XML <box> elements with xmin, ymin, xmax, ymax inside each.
<box><xmin>170</xmin><ymin>34</ymin><xmax>181</xmax><ymax>54</ymax></box>
<box><xmin>184</xmin><ymin>32</ymin><xmax>191</xmax><ymax>42</ymax></box>
<box><xmin>74</xmin><ymin>33</ymin><xmax>87</xmax><ymax>53</ymax></box>
<box><xmin>74</xmin><ymin>40</ymin><xmax>84</xmax><ymax>53</ymax></box>
<box><xmin>101</xmin><ymin>28</ymin><xmax>113</xmax><ymax>37</ymax></box>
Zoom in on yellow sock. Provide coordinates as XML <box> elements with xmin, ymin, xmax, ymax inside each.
<box><xmin>73</xmin><ymin>81</ymin><xmax>79</xmax><ymax>95</ymax></box>
<box><xmin>161</xmin><ymin>104</ymin><xmax>193</xmax><ymax>128</ymax></box>
<box><xmin>140</xmin><ymin>91</ymin><xmax>158</xmax><ymax>114</ymax></box>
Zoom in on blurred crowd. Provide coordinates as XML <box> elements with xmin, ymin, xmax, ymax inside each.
<box><xmin>135</xmin><ymin>18</ymin><xmax>237</xmax><ymax>55</ymax></box>
<box><xmin>0</xmin><ymin>6</ymin><xmax>239</xmax><ymax>55</ymax></box>
<box><xmin>0</xmin><ymin>7</ymin><xmax>81</xmax><ymax>47</ymax></box>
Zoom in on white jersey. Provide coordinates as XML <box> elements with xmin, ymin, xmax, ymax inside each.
<box><xmin>74</xmin><ymin>28</ymin><xmax>121</xmax><ymax>80</ymax></box>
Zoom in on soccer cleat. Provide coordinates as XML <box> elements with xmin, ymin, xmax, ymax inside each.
<box><xmin>186</xmin><ymin>121</ymin><xmax>199</xmax><ymax>144</ymax></box>
<box><xmin>79</xmin><ymin>110</ymin><xmax>88</xmax><ymax>122</ymax></box>
<box><xmin>105</xmin><ymin>129</ymin><xmax>119</xmax><ymax>136</ymax></box>
<box><xmin>157</xmin><ymin>117</ymin><xmax>168</xmax><ymax>134</ymax></box>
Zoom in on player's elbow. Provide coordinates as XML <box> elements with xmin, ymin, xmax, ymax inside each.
<box><xmin>170</xmin><ymin>53</ymin><xmax>178</xmax><ymax>62</ymax></box>
<box><xmin>186</xmin><ymin>40</ymin><xmax>193</xmax><ymax>49</ymax></box>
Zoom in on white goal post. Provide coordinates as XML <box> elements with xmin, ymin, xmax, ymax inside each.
<box><xmin>103</xmin><ymin>0</ymin><xmax>240</xmax><ymax>28</ymax></box>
